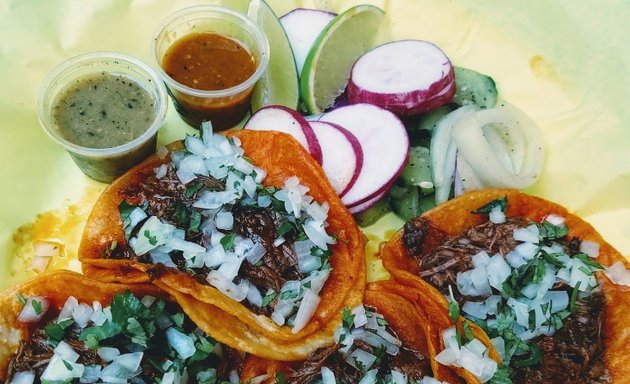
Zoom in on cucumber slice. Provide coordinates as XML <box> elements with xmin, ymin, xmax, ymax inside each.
<box><xmin>452</xmin><ymin>66</ymin><xmax>498</xmax><ymax>109</ymax></box>
<box><xmin>417</xmin><ymin>105</ymin><xmax>456</xmax><ymax>132</ymax></box>
<box><xmin>389</xmin><ymin>184</ymin><xmax>421</xmax><ymax>221</ymax></box>
<box><xmin>353</xmin><ymin>197</ymin><xmax>389</xmax><ymax>227</ymax></box>
<box><xmin>400</xmin><ymin>146</ymin><xmax>433</xmax><ymax>192</ymax></box>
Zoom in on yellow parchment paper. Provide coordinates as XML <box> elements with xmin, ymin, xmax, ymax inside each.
<box><xmin>0</xmin><ymin>0</ymin><xmax>628</xmax><ymax>287</ymax></box>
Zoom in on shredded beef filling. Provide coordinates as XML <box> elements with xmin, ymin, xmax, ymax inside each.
<box><xmin>104</xmin><ymin>163</ymin><xmax>304</xmax><ymax>316</ymax></box>
<box><xmin>288</xmin><ymin>328</ymin><xmax>430</xmax><ymax>383</ymax></box>
<box><xmin>402</xmin><ymin>217</ymin><xmax>609</xmax><ymax>383</ymax></box>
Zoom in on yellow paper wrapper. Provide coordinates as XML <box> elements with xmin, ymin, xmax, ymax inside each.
<box><xmin>0</xmin><ymin>0</ymin><xmax>628</xmax><ymax>287</ymax></box>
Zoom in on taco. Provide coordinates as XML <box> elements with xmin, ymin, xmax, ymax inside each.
<box><xmin>0</xmin><ymin>270</ymin><xmax>244</xmax><ymax>383</ymax></box>
<box><xmin>240</xmin><ymin>280</ymin><xmax>500</xmax><ymax>384</ymax></box>
<box><xmin>380</xmin><ymin>189</ymin><xmax>630</xmax><ymax>383</ymax></box>
<box><xmin>78</xmin><ymin>127</ymin><xmax>365</xmax><ymax>356</ymax></box>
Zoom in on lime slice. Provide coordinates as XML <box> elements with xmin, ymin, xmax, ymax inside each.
<box><xmin>300</xmin><ymin>4</ymin><xmax>385</xmax><ymax>114</ymax></box>
<box><xmin>249</xmin><ymin>0</ymin><xmax>299</xmax><ymax>112</ymax></box>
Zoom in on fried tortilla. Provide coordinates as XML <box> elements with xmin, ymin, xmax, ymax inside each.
<box><xmin>240</xmin><ymin>280</ymin><xmax>497</xmax><ymax>383</ymax></box>
<box><xmin>380</xmin><ymin>189</ymin><xmax>630</xmax><ymax>383</ymax></box>
<box><xmin>0</xmin><ymin>270</ymin><xmax>243</xmax><ymax>382</ymax></box>
<box><xmin>78</xmin><ymin>130</ymin><xmax>365</xmax><ymax>358</ymax></box>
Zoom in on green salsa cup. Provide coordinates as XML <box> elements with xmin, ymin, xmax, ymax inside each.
<box><xmin>37</xmin><ymin>52</ymin><xmax>168</xmax><ymax>183</ymax></box>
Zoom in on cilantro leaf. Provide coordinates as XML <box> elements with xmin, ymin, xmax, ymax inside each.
<box><xmin>342</xmin><ymin>307</ymin><xmax>355</xmax><ymax>330</ymax></box>
<box><xmin>541</xmin><ymin>221</ymin><xmax>568</xmax><ymax>240</ymax></box>
<box><xmin>16</xmin><ymin>293</ymin><xmax>26</xmax><ymax>306</ymax></box>
<box><xmin>276</xmin><ymin>373</ymin><xmax>287</xmax><ymax>384</ymax></box>
<box><xmin>277</xmin><ymin>222</ymin><xmax>294</xmax><ymax>238</ymax></box>
<box><xmin>220</xmin><ymin>233</ymin><xmax>236</xmax><ymax>251</ymax></box>
<box><xmin>472</xmin><ymin>197</ymin><xmax>508</xmax><ymax>215</ymax></box>
<box><xmin>31</xmin><ymin>299</ymin><xmax>43</xmax><ymax>315</ymax></box>
<box><xmin>185</xmin><ymin>181</ymin><xmax>204</xmax><ymax>198</ymax></box>
<box><xmin>144</xmin><ymin>230</ymin><xmax>157</xmax><ymax>246</ymax></box>
<box><xmin>127</xmin><ymin>317</ymin><xmax>148</xmax><ymax>347</ymax></box>
<box><xmin>261</xmin><ymin>292</ymin><xmax>278</xmax><ymax>307</ymax></box>
<box><xmin>189</xmin><ymin>210</ymin><xmax>202</xmax><ymax>233</ymax></box>
<box><xmin>173</xmin><ymin>202</ymin><xmax>189</xmax><ymax>226</ymax></box>
<box><xmin>44</xmin><ymin>318</ymin><xmax>75</xmax><ymax>344</ymax></box>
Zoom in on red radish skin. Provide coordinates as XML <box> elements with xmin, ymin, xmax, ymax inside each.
<box><xmin>347</xmin><ymin>40</ymin><xmax>455</xmax><ymax>115</ymax></box>
<box><xmin>309</xmin><ymin>121</ymin><xmax>363</xmax><ymax>196</ymax></box>
<box><xmin>244</xmin><ymin>105</ymin><xmax>323</xmax><ymax>164</ymax></box>
<box><xmin>280</xmin><ymin>8</ymin><xmax>336</xmax><ymax>74</ymax></box>
<box><xmin>348</xmin><ymin>190</ymin><xmax>387</xmax><ymax>214</ymax></box>
<box><xmin>321</xmin><ymin>103</ymin><xmax>409</xmax><ymax>208</ymax></box>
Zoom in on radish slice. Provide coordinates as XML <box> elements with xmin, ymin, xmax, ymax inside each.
<box><xmin>280</xmin><ymin>8</ymin><xmax>336</xmax><ymax>74</ymax></box>
<box><xmin>348</xmin><ymin>40</ymin><xmax>455</xmax><ymax>115</ymax></box>
<box><xmin>431</xmin><ymin>105</ymin><xmax>477</xmax><ymax>204</ymax></box>
<box><xmin>244</xmin><ymin>105</ymin><xmax>323</xmax><ymax>163</ymax></box>
<box><xmin>310</xmin><ymin>121</ymin><xmax>363</xmax><ymax>196</ymax></box>
<box><xmin>348</xmin><ymin>190</ymin><xmax>387</xmax><ymax>214</ymax></box>
<box><xmin>452</xmin><ymin>103</ymin><xmax>544</xmax><ymax>189</ymax></box>
<box><xmin>321</xmin><ymin>104</ymin><xmax>409</xmax><ymax>207</ymax></box>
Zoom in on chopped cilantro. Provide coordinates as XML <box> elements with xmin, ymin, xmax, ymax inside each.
<box><xmin>171</xmin><ymin>312</ymin><xmax>185</xmax><ymax>329</ymax></box>
<box><xmin>62</xmin><ymin>359</ymin><xmax>73</xmax><ymax>371</ymax></box>
<box><xmin>280</xmin><ymin>290</ymin><xmax>299</xmax><ymax>300</ymax></box>
<box><xmin>277</xmin><ymin>222</ymin><xmax>294</xmax><ymax>238</ymax></box>
<box><xmin>261</xmin><ymin>292</ymin><xmax>278</xmax><ymax>307</ymax></box>
<box><xmin>16</xmin><ymin>293</ymin><xmax>26</xmax><ymax>306</ymax></box>
<box><xmin>376</xmin><ymin>316</ymin><xmax>388</xmax><ymax>327</ymax></box>
<box><xmin>31</xmin><ymin>299</ymin><xmax>43</xmax><ymax>315</ymax></box>
<box><xmin>185</xmin><ymin>180</ymin><xmax>204</xmax><ymax>198</ymax></box>
<box><xmin>144</xmin><ymin>230</ymin><xmax>157</xmax><ymax>245</ymax></box>
<box><xmin>541</xmin><ymin>221</ymin><xmax>568</xmax><ymax>240</ymax></box>
<box><xmin>540</xmin><ymin>250</ymin><xmax>565</xmax><ymax>268</ymax></box>
<box><xmin>189</xmin><ymin>210</ymin><xmax>202</xmax><ymax>233</ymax></box>
<box><xmin>342</xmin><ymin>307</ymin><xmax>355</xmax><ymax>330</ymax></box>
<box><xmin>174</xmin><ymin>202</ymin><xmax>190</xmax><ymax>226</ymax></box>
<box><xmin>119</xmin><ymin>201</ymin><xmax>141</xmax><ymax>228</ymax></box>
<box><xmin>472</xmin><ymin>197</ymin><xmax>508</xmax><ymax>215</ymax></box>
<box><xmin>127</xmin><ymin>317</ymin><xmax>148</xmax><ymax>347</ymax></box>
<box><xmin>353</xmin><ymin>356</ymin><xmax>367</xmax><ymax>372</ymax></box>
<box><xmin>489</xmin><ymin>365</ymin><xmax>513</xmax><ymax>384</ymax></box>
<box><xmin>462</xmin><ymin>321</ymin><xmax>474</xmax><ymax>343</ymax></box>
<box><xmin>570</xmin><ymin>282</ymin><xmax>581</xmax><ymax>312</ymax></box>
<box><xmin>275</xmin><ymin>373</ymin><xmax>287</xmax><ymax>384</ymax></box>
<box><xmin>220</xmin><ymin>233</ymin><xmax>236</xmax><ymax>251</ymax></box>
<box><xmin>197</xmin><ymin>368</ymin><xmax>218</xmax><ymax>384</ymax></box>
<box><xmin>44</xmin><ymin>318</ymin><xmax>75</xmax><ymax>344</ymax></box>
<box><xmin>512</xmin><ymin>344</ymin><xmax>542</xmax><ymax>367</ymax></box>
<box><xmin>573</xmin><ymin>253</ymin><xmax>604</xmax><ymax>270</ymax></box>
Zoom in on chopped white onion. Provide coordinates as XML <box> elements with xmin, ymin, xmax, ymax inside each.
<box><xmin>358</xmin><ymin>369</ymin><xmax>378</xmax><ymax>384</ymax></box>
<box><xmin>292</xmin><ymin>288</ymin><xmax>321</xmax><ymax>333</ymax></box>
<box><xmin>249</xmin><ymin>374</ymin><xmax>271</xmax><ymax>384</ymax></box>
<box><xmin>544</xmin><ymin>214</ymin><xmax>565</xmax><ymax>226</ymax></box>
<box><xmin>321</xmin><ymin>366</ymin><xmax>337</xmax><ymax>384</ymax></box>
<box><xmin>605</xmin><ymin>261</ymin><xmax>630</xmax><ymax>286</ymax></box>
<box><xmin>390</xmin><ymin>370</ymin><xmax>407</xmax><ymax>384</ymax></box>
<box><xmin>462</xmin><ymin>301</ymin><xmax>488</xmax><ymax>319</ymax></box>
<box><xmin>41</xmin><ymin>355</ymin><xmax>84</xmax><ymax>381</ymax></box>
<box><xmin>97</xmin><ymin>347</ymin><xmax>120</xmax><ymax>362</ymax></box>
<box><xmin>72</xmin><ymin>303</ymin><xmax>94</xmax><ymax>328</ymax></box>
<box><xmin>154</xmin><ymin>164</ymin><xmax>168</xmax><ymax>179</ymax></box>
<box><xmin>346</xmin><ymin>349</ymin><xmax>377</xmax><ymax>372</ymax></box>
<box><xmin>17</xmin><ymin>296</ymin><xmax>50</xmax><ymax>323</ymax></box>
<box><xmin>244</xmin><ymin>242</ymin><xmax>266</xmax><ymax>265</ymax></box>
<box><xmin>99</xmin><ymin>352</ymin><xmax>143</xmax><ymax>382</ymax></box>
<box><xmin>58</xmin><ymin>296</ymin><xmax>79</xmax><ymax>321</ymax></box>
<box><xmin>10</xmin><ymin>371</ymin><xmax>35</xmax><ymax>384</ymax></box>
<box><xmin>351</xmin><ymin>305</ymin><xmax>368</xmax><ymax>328</ymax></box>
<box><xmin>580</xmin><ymin>240</ymin><xmax>600</xmax><ymax>258</ymax></box>
<box><xmin>206</xmin><ymin>271</ymin><xmax>248</xmax><ymax>302</ymax></box>
<box><xmin>54</xmin><ymin>341</ymin><xmax>79</xmax><ymax>363</ymax></box>
<box><xmin>489</xmin><ymin>206</ymin><xmax>506</xmax><ymax>224</ymax></box>
<box><xmin>215</xmin><ymin>211</ymin><xmax>234</xmax><ymax>230</ymax></box>
<box><xmin>33</xmin><ymin>240</ymin><xmax>62</xmax><ymax>257</ymax></box>
<box><xmin>166</xmin><ymin>327</ymin><xmax>196</xmax><ymax>359</ymax></box>
<box><xmin>513</xmin><ymin>225</ymin><xmax>540</xmax><ymax>244</ymax></box>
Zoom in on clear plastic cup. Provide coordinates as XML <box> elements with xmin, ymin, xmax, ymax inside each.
<box><xmin>152</xmin><ymin>5</ymin><xmax>269</xmax><ymax>130</ymax></box>
<box><xmin>37</xmin><ymin>52</ymin><xmax>168</xmax><ymax>183</ymax></box>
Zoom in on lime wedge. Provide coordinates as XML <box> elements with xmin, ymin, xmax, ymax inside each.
<box><xmin>300</xmin><ymin>4</ymin><xmax>385</xmax><ymax>114</ymax></box>
<box><xmin>249</xmin><ymin>0</ymin><xmax>299</xmax><ymax>112</ymax></box>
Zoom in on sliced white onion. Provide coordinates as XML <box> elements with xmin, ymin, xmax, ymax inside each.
<box><xmin>580</xmin><ymin>240</ymin><xmax>600</xmax><ymax>258</ymax></box>
<box><xmin>431</xmin><ymin>105</ymin><xmax>477</xmax><ymax>204</ymax></box>
<box><xmin>292</xmin><ymin>288</ymin><xmax>321</xmax><ymax>334</ymax></box>
<box><xmin>454</xmin><ymin>151</ymin><xmax>483</xmax><ymax>197</ymax></box>
<box><xmin>303</xmin><ymin>219</ymin><xmax>335</xmax><ymax>250</ymax></box>
<box><xmin>17</xmin><ymin>296</ymin><xmax>50</xmax><ymax>323</ymax></box>
<box><xmin>605</xmin><ymin>261</ymin><xmax>630</xmax><ymax>286</ymax></box>
<box><xmin>452</xmin><ymin>103</ymin><xmax>544</xmax><ymax>190</ymax></box>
